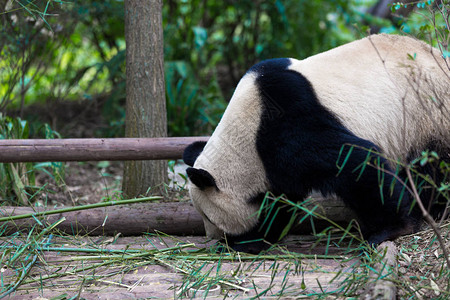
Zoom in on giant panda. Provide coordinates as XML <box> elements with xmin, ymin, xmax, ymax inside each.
<box><xmin>183</xmin><ymin>34</ymin><xmax>450</xmax><ymax>253</ymax></box>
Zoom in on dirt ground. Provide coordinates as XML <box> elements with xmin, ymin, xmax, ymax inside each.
<box><xmin>34</xmin><ymin>160</ymin><xmax>190</xmax><ymax>208</ymax></box>
<box><xmin>34</xmin><ymin>161</ymin><xmax>125</xmax><ymax>207</ymax></box>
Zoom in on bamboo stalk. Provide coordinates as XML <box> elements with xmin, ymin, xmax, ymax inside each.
<box><xmin>0</xmin><ymin>197</ymin><xmax>162</xmax><ymax>222</ymax></box>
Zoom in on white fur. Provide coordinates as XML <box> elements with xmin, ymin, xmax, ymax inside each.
<box><xmin>289</xmin><ymin>34</ymin><xmax>449</xmax><ymax>163</ymax></box>
<box><xmin>191</xmin><ymin>73</ymin><xmax>267</xmax><ymax>237</ymax></box>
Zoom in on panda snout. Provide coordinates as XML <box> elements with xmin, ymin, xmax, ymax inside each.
<box><xmin>203</xmin><ymin>216</ymin><xmax>225</xmax><ymax>239</ymax></box>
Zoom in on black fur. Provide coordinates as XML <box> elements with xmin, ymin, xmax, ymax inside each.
<box><xmin>405</xmin><ymin>140</ymin><xmax>450</xmax><ymax>219</ymax></box>
<box><xmin>234</xmin><ymin>58</ymin><xmax>420</xmax><ymax>248</ymax></box>
<box><xmin>186</xmin><ymin>168</ymin><xmax>217</xmax><ymax>191</ymax></box>
<box><xmin>183</xmin><ymin>141</ymin><xmax>207</xmax><ymax>166</ymax></box>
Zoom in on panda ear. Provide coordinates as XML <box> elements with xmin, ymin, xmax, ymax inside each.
<box><xmin>183</xmin><ymin>141</ymin><xmax>207</xmax><ymax>167</ymax></box>
<box><xmin>186</xmin><ymin>168</ymin><xmax>218</xmax><ymax>190</ymax></box>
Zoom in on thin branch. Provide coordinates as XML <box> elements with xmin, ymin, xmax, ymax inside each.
<box><xmin>405</xmin><ymin>166</ymin><xmax>450</xmax><ymax>267</ymax></box>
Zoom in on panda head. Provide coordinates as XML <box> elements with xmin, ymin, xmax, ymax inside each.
<box><xmin>182</xmin><ymin>73</ymin><xmax>271</xmax><ymax>249</ymax></box>
<box><xmin>183</xmin><ymin>141</ymin><xmax>265</xmax><ymax>242</ymax></box>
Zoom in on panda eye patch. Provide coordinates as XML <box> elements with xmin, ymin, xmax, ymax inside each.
<box><xmin>186</xmin><ymin>167</ymin><xmax>218</xmax><ymax>191</ymax></box>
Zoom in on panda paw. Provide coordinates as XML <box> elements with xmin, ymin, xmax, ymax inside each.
<box><xmin>366</xmin><ymin>222</ymin><xmax>417</xmax><ymax>247</ymax></box>
<box><xmin>366</xmin><ymin>232</ymin><xmax>390</xmax><ymax>247</ymax></box>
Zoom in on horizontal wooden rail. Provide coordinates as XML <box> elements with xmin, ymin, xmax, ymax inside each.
<box><xmin>0</xmin><ymin>137</ymin><xmax>209</xmax><ymax>163</ymax></box>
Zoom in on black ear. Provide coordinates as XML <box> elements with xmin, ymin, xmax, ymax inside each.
<box><xmin>183</xmin><ymin>141</ymin><xmax>207</xmax><ymax>167</ymax></box>
<box><xmin>186</xmin><ymin>167</ymin><xmax>217</xmax><ymax>190</ymax></box>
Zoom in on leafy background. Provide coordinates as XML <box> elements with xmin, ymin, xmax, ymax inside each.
<box><xmin>1</xmin><ymin>0</ymin><xmax>444</xmax><ymax>138</ymax></box>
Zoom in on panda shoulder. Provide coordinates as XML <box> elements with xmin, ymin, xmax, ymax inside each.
<box><xmin>364</xmin><ymin>34</ymin><xmax>441</xmax><ymax>60</ymax></box>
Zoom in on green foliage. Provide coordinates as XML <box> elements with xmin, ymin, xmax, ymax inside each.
<box><xmin>410</xmin><ymin>150</ymin><xmax>449</xmax><ymax>210</ymax></box>
<box><xmin>0</xmin><ymin>0</ymin><xmax>126</xmax><ymax>134</ymax></box>
<box><xmin>0</xmin><ymin>115</ymin><xmax>34</xmax><ymax>205</ymax></box>
<box><xmin>388</xmin><ymin>0</ymin><xmax>449</xmax><ymax>41</ymax></box>
<box><xmin>1</xmin><ymin>0</ymin><xmax>375</xmax><ymax>137</ymax></box>
<box><xmin>162</xmin><ymin>0</ymin><xmax>376</xmax><ymax>134</ymax></box>
<box><xmin>0</xmin><ymin>114</ymin><xmax>63</xmax><ymax>205</ymax></box>
<box><xmin>165</xmin><ymin>61</ymin><xmax>225</xmax><ymax>136</ymax></box>
<box><xmin>1</xmin><ymin>0</ymin><xmax>448</xmax><ymax>138</ymax></box>
<box><xmin>1</xmin><ymin>1</ymin><xmax>78</xmax><ymax>111</ymax></box>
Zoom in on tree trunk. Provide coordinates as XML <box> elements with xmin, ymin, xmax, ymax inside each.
<box><xmin>123</xmin><ymin>0</ymin><xmax>167</xmax><ymax>198</ymax></box>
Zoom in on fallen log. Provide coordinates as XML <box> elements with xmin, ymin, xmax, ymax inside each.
<box><xmin>1</xmin><ymin>202</ymin><xmax>205</xmax><ymax>236</ymax></box>
<box><xmin>0</xmin><ymin>194</ymin><xmax>355</xmax><ymax>236</ymax></box>
<box><xmin>0</xmin><ymin>137</ymin><xmax>209</xmax><ymax>163</ymax></box>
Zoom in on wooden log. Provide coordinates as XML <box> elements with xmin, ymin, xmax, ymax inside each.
<box><xmin>0</xmin><ymin>137</ymin><xmax>209</xmax><ymax>163</ymax></box>
<box><xmin>0</xmin><ymin>202</ymin><xmax>206</xmax><ymax>236</ymax></box>
<box><xmin>0</xmin><ymin>193</ymin><xmax>354</xmax><ymax>236</ymax></box>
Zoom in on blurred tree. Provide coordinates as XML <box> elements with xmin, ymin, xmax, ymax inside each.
<box><xmin>368</xmin><ymin>0</ymin><xmax>416</xmax><ymax>32</ymax></box>
<box><xmin>122</xmin><ymin>0</ymin><xmax>167</xmax><ymax>198</ymax></box>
